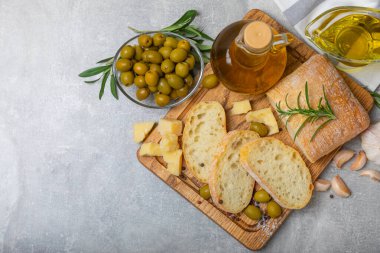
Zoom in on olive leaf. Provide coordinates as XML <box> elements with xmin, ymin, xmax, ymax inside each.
<box><xmin>79</xmin><ymin>65</ymin><xmax>111</xmax><ymax>78</ymax></box>
<box><xmin>110</xmin><ymin>74</ymin><xmax>118</xmax><ymax>100</ymax></box>
<box><xmin>97</xmin><ymin>57</ymin><xmax>114</xmax><ymax>64</ymax></box>
<box><xmin>99</xmin><ymin>71</ymin><xmax>110</xmax><ymax>100</ymax></box>
<box><xmin>161</xmin><ymin>10</ymin><xmax>197</xmax><ymax>32</ymax></box>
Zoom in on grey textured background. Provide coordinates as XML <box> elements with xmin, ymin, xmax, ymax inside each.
<box><xmin>0</xmin><ymin>0</ymin><xmax>379</xmax><ymax>252</ymax></box>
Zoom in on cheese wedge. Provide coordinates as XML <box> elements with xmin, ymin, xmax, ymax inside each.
<box><xmin>231</xmin><ymin>100</ymin><xmax>252</xmax><ymax>115</ymax></box>
<box><xmin>160</xmin><ymin>133</ymin><xmax>179</xmax><ymax>152</ymax></box>
<box><xmin>139</xmin><ymin>142</ymin><xmax>162</xmax><ymax>156</ymax></box>
<box><xmin>133</xmin><ymin>122</ymin><xmax>155</xmax><ymax>143</ymax></box>
<box><xmin>163</xmin><ymin>149</ymin><xmax>183</xmax><ymax>176</ymax></box>
<box><xmin>246</xmin><ymin>108</ymin><xmax>279</xmax><ymax>135</ymax></box>
<box><xmin>158</xmin><ymin>119</ymin><xmax>183</xmax><ymax>136</ymax></box>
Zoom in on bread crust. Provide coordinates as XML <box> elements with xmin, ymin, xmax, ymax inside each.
<box><xmin>209</xmin><ymin>130</ymin><xmax>259</xmax><ymax>213</ymax></box>
<box><xmin>266</xmin><ymin>55</ymin><xmax>370</xmax><ymax>163</ymax></box>
<box><xmin>182</xmin><ymin>101</ymin><xmax>227</xmax><ymax>183</ymax></box>
<box><xmin>240</xmin><ymin>138</ymin><xmax>313</xmax><ymax>209</ymax></box>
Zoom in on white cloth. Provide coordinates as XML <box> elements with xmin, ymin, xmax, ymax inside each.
<box><xmin>273</xmin><ymin>0</ymin><xmax>380</xmax><ymax>91</ymax></box>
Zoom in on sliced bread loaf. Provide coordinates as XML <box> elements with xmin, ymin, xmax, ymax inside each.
<box><xmin>209</xmin><ymin>130</ymin><xmax>260</xmax><ymax>213</ymax></box>
<box><xmin>182</xmin><ymin>101</ymin><xmax>227</xmax><ymax>183</ymax></box>
<box><xmin>240</xmin><ymin>138</ymin><xmax>313</xmax><ymax>209</ymax></box>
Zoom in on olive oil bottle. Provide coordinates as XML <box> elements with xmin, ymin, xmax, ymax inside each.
<box><xmin>305</xmin><ymin>7</ymin><xmax>380</xmax><ymax>66</ymax></box>
<box><xmin>210</xmin><ymin>20</ymin><xmax>293</xmax><ymax>94</ymax></box>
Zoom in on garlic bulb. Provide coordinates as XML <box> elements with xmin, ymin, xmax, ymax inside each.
<box><xmin>361</xmin><ymin>122</ymin><xmax>380</xmax><ymax>165</ymax></box>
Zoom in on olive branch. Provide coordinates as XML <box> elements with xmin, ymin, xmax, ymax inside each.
<box><xmin>78</xmin><ymin>10</ymin><xmax>213</xmax><ymax>100</ymax></box>
<box><xmin>275</xmin><ymin>82</ymin><xmax>336</xmax><ymax>142</ymax></box>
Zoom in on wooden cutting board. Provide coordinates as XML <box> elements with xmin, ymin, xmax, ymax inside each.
<box><xmin>137</xmin><ymin>9</ymin><xmax>374</xmax><ymax>250</ymax></box>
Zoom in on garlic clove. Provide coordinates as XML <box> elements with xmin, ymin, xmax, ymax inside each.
<box><xmin>314</xmin><ymin>179</ymin><xmax>331</xmax><ymax>192</ymax></box>
<box><xmin>361</xmin><ymin>122</ymin><xmax>380</xmax><ymax>165</ymax></box>
<box><xmin>350</xmin><ymin>151</ymin><xmax>367</xmax><ymax>171</ymax></box>
<box><xmin>331</xmin><ymin>175</ymin><xmax>351</xmax><ymax>198</ymax></box>
<box><xmin>359</xmin><ymin>169</ymin><xmax>380</xmax><ymax>182</ymax></box>
<box><xmin>333</xmin><ymin>149</ymin><xmax>355</xmax><ymax>169</ymax></box>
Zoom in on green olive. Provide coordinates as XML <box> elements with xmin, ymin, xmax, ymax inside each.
<box><xmin>134</xmin><ymin>75</ymin><xmax>146</xmax><ymax>88</ymax></box>
<box><xmin>176</xmin><ymin>86</ymin><xmax>189</xmax><ymax>97</ymax></box>
<box><xmin>170</xmin><ymin>48</ymin><xmax>188</xmax><ymax>63</ymax></box>
<box><xmin>244</xmin><ymin>205</ymin><xmax>262</xmax><ymax>220</ymax></box>
<box><xmin>133</xmin><ymin>62</ymin><xmax>148</xmax><ymax>75</ymax></box>
<box><xmin>267</xmin><ymin>200</ymin><xmax>282</xmax><ymax>218</ymax></box>
<box><xmin>149</xmin><ymin>64</ymin><xmax>163</xmax><ymax>77</ymax></box>
<box><xmin>175</xmin><ymin>62</ymin><xmax>190</xmax><ymax>78</ymax></box>
<box><xmin>158</xmin><ymin>46</ymin><xmax>173</xmax><ymax>60</ymax></box>
<box><xmin>177</xmin><ymin>39</ymin><xmax>191</xmax><ymax>52</ymax></box>
<box><xmin>164</xmin><ymin>37</ymin><xmax>178</xmax><ymax>48</ymax></box>
<box><xmin>115</xmin><ymin>59</ymin><xmax>133</xmax><ymax>72</ymax></box>
<box><xmin>120</xmin><ymin>71</ymin><xmax>134</xmax><ymax>86</ymax></box>
<box><xmin>184</xmin><ymin>74</ymin><xmax>194</xmax><ymax>87</ymax></box>
<box><xmin>153</xmin><ymin>33</ymin><xmax>166</xmax><ymax>47</ymax></box>
<box><xmin>199</xmin><ymin>185</ymin><xmax>211</xmax><ymax>200</ymax></box>
<box><xmin>166</xmin><ymin>74</ymin><xmax>184</xmax><ymax>89</ymax></box>
<box><xmin>120</xmin><ymin>45</ymin><xmax>135</xmax><ymax>59</ymax></box>
<box><xmin>157</xmin><ymin>78</ymin><xmax>172</xmax><ymax>95</ymax></box>
<box><xmin>134</xmin><ymin>46</ymin><xmax>143</xmax><ymax>61</ymax></box>
<box><xmin>202</xmin><ymin>74</ymin><xmax>219</xmax><ymax>89</ymax></box>
<box><xmin>161</xmin><ymin>59</ymin><xmax>175</xmax><ymax>74</ymax></box>
<box><xmin>185</xmin><ymin>54</ymin><xmax>196</xmax><ymax>70</ymax></box>
<box><xmin>136</xmin><ymin>87</ymin><xmax>150</xmax><ymax>101</ymax></box>
<box><xmin>138</xmin><ymin>34</ymin><xmax>153</xmax><ymax>48</ymax></box>
<box><xmin>170</xmin><ymin>89</ymin><xmax>179</xmax><ymax>99</ymax></box>
<box><xmin>253</xmin><ymin>189</ymin><xmax>271</xmax><ymax>203</ymax></box>
<box><xmin>142</xmin><ymin>50</ymin><xmax>163</xmax><ymax>64</ymax></box>
<box><xmin>145</xmin><ymin>70</ymin><xmax>159</xmax><ymax>86</ymax></box>
<box><xmin>155</xmin><ymin>93</ymin><xmax>170</xmax><ymax>107</ymax></box>
<box><xmin>250</xmin><ymin>122</ymin><xmax>269</xmax><ymax>137</ymax></box>
<box><xmin>148</xmin><ymin>85</ymin><xmax>158</xmax><ymax>92</ymax></box>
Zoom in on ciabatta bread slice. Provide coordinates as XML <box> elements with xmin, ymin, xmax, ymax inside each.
<box><xmin>240</xmin><ymin>138</ymin><xmax>313</xmax><ymax>209</ymax></box>
<box><xmin>182</xmin><ymin>101</ymin><xmax>227</xmax><ymax>183</ymax></box>
<box><xmin>209</xmin><ymin>130</ymin><xmax>260</xmax><ymax>213</ymax></box>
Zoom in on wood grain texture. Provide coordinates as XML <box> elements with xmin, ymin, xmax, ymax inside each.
<box><xmin>137</xmin><ymin>9</ymin><xmax>374</xmax><ymax>251</ymax></box>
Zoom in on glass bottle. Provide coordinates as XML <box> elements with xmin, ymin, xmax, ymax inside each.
<box><xmin>211</xmin><ymin>20</ymin><xmax>293</xmax><ymax>94</ymax></box>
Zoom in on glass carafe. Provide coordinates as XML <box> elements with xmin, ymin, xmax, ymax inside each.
<box><xmin>211</xmin><ymin>20</ymin><xmax>293</xmax><ymax>94</ymax></box>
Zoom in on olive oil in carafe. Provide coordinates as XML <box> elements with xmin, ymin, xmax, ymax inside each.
<box><xmin>211</xmin><ymin>20</ymin><xmax>291</xmax><ymax>94</ymax></box>
<box><xmin>312</xmin><ymin>14</ymin><xmax>380</xmax><ymax>61</ymax></box>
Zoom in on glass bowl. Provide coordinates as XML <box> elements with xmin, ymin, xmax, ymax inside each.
<box><xmin>112</xmin><ymin>31</ymin><xmax>204</xmax><ymax>109</ymax></box>
<box><xmin>305</xmin><ymin>6</ymin><xmax>380</xmax><ymax>67</ymax></box>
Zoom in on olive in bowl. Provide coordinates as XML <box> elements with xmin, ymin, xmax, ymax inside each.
<box><xmin>112</xmin><ymin>32</ymin><xmax>204</xmax><ymax>109</ymax></box>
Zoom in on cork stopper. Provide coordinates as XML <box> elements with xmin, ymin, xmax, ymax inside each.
<box><xmin>243</xmin><ymin>21</ymin><xmax>272</xmax><ymax>51</ymax></box>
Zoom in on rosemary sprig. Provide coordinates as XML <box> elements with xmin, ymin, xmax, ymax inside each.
<box><xmin>276</xmin><ymin>82</ymin><xmax>336</xmax><ymax>141</ymax></box>
<box><xmin>128</xmin><ymin>10</ymin><xmax>213</xmax><ymax>63</ymax></box>
<box><xmin>79</xmin><ymin>10</ymin><xmax>213</xmax><ymax>100</ymax></box>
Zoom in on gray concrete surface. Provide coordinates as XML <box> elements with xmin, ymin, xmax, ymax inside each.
<box><xmin>0</xmin><ymin>0</ymin><xmax>379</xmax><ymax>252</ymax></box>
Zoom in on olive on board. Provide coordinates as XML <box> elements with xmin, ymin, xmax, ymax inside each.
<box><xmin>202</xmin><ymin>74</ymin><xmax>219</xmax><ymax>89</ymax></box>
<box><xmin>267</xmin><ymin>200</ymin><xmax>282</xmax><ymax>218</ymax></box>
<box><xmin>244</xmin><ymin>205</ymin><xmax>262</xmax><ymax>220</ymax></box>
<box><xmin>199</xmin><ymin>185</ymin><xmax>211</xmax><ymax>200</ymax></box>
<box><xmin>250</xmin><ymin>122</ymin><xmax>269</xmax><ymax>137</ymax></box>
<box><xmin>253</xmin><ymin>189</ymin><xmax>271</xmax><ymax>203</ymax></box>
